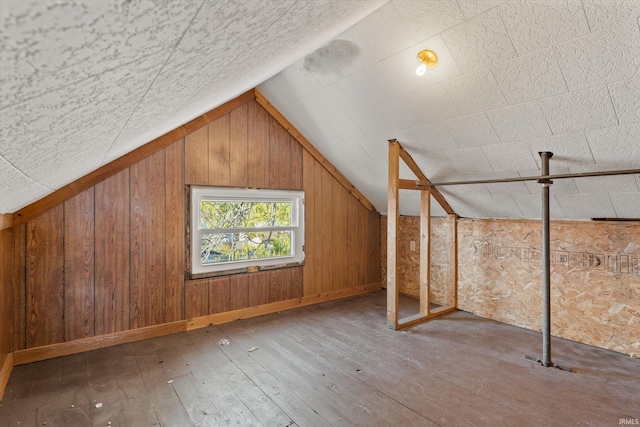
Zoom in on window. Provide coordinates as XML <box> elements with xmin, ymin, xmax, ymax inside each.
<box><xmin>191</xmin><ymin>187</ymin><xmax>305</xmax><ymax>275</ymax></box>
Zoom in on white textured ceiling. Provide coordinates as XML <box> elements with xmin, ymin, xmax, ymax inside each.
<box><xmin>1</xmin><ymin>0</ymin><xmax>639</xmax><ymax>220</ymax></box>
<box><xmin>0</xmin><ymin>0</ymin><xmax>385</xmax><ymax>213</ymax></box>
<box><xmin>260</xmin><ymin>0</ymin><xmax>640</xmax><ymax>219</ymax></box>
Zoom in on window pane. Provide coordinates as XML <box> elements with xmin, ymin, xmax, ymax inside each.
<box><xmin>201</xmin><ymin>231</ymin><xmax>292</xmax><ymax>264</ymax></box>
<box><xmin>200</xmin><ymin>201</ymin><xmax>292</xmax><ymax>229</ymax></box>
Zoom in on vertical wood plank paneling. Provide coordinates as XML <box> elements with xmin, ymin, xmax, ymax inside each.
<box><xmin>64</xmin><ymin>188</ymin><xmax>95</xmax><ymax>342</ymax></box>
<box><xmin>249</xmin><ymin>272</ymin><xmax>269</xmax><ymax>306</ymax></box>
<box><xmin>448</xmin><ymin>214</ymin><xmax>458</xmax><ymax>307</ymax></box>
<box><xmin>357</xmin><ymin>204</ymin><xmax>367</xmax><ymax>286</ymax></box>
<box><xmin>347</xmin><ymin>195</ymin><xmax>359</xmax><ymax>288</ymax></box>
<box><xmin>230</xmin><ymin>104</ymin><xmax>248</xmax><ymax>187</ymax></box>
<box><xmin>290</xmin><ymin>137</ymin><xmax>303</xmax><ymax>190</ymax></box>
<box><xmin>0</xmin><ymin>229</ymin><xmax>11</xmax><ymax>362</ymax></box>
<box><xmin>185</xmin><ymin>280</ymin><xmax>208</xmax><ymax>318</ymax></box>
<box><xmin>291</xmin><ymin>266</ymin><xmax>303</xmax><ymax>299</ymax></box>
<box><xmin>208</xmin><ymin>114</ymin><xmax>231</xmax><ymax>186</ymax></box>
<box><xmin>10</xmin><ymin>95</ymin><xmax>384</xmax><ymax>354</ymax></box>
<box><xmin>321</xmin><ymin>167</ymin><xmax>334</xmax><ymax>291</ymax></box>
<box><xmin>269</xmin><ymin>118</ymin><xmax>291</xmax><ymax>189</ymax></box>
<box><xmin>95</xmin><ymin>169</ymin><xmax>130</xmax><ymax>336</ymax></box>
<box><xmin>247</xmin><ymin>100</ymin><xmax>270</xmax><ymax>188</ymax></box>
<box><xmin>9</xmin><ymin>224</ymin><xmax>26</xmax><ymax>351</ymax></box>
<box><xmin>314</xmin><ymin>161</ymin><xmax>324</xmax><ymax>295</ymax></box>
<box><xmin>302</xmin><ymin>150</ymin><xmax>315</xmax><ymax>296</ymax></box>
<box><xmin>333</xmin><ymin>181</ymin><xmax>347</xmax><ymax>290</ymax></box>
<box><xmin>269</xmin><ymin>268</ymin><xmax>291</xmax><ymax>303</ymax></box>
<box><xmin>367</xmin><ymin>209</ymin><xmax>381</xmax><ymax>285</ymax></box>
<box><xmin>230</xmin><ymin>275</ymin><xmax>249</xmax><ymax>311</ymax></box>
<box><xmin>420</xmin><ymin>190</ymin><xmax>431</xmax><ymax>315</ymax></box>
<box><xmin>26</xmin><ymin>206</ymin><xmax>64</xmax><ymax>348</ymax></box>
<box><xmin>165</xmin><ymin>139</ymin><xmax>185</xmax><ymax>323</ymax></box>
<box><xmin>130</xmin><ymin>150</ymin><xmax>166</xmax><ymax>329</ymax></box>
<box><xmin>374</xmin><ymin>211</ymin><xmax>381</xmax><ymax>284</ymax></box>
<box><xmin>209</xmin><ymin>276</ymin><xmax>231</xmax><ymax>314</ymax></box>
<box><xmin>184</xmin><ymin>125</ymin><xmax>208</xmax><ymax>185</ymax></box>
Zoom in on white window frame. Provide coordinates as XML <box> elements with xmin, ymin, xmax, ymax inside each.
<box><xmin>191</xmin><ymin>187</ymin><xmax>305</xmax><ymax>275</ymax></box>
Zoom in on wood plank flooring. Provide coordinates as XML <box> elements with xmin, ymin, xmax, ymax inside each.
<box><xmin>1</xmin><ymin>290</ymin><xmax>638</xmax><ymax>426</ymax></box>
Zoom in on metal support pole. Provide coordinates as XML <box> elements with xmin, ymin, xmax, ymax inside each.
<box><xmin>525</xmin><ymin>152</ymin><xmax>571</xmax><ymax>371</ymax></box>
<box><xmin>540</xmin><ymin>151</ymin><xmax>552</xmax><ymax>367</ymax></box>
<box><xmin>415</xmin><ymin>168</ymin><xmax>640</xmax><ymax>187</ymax></box>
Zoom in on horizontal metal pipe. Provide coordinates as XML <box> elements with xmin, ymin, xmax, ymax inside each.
<box><xmin>416</xmin><ymin>168</ymin><xmax>640</xmax><ymax>187</ymax></box>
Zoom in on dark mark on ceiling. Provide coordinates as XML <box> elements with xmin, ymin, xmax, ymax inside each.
<box><xmin>303</xmin><ymin>39</ymin><xmax>360</xmax><ymax>75</ymax></box>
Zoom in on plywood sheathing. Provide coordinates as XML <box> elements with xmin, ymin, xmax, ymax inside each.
<box><xmin>459</xmin><ymin>219</ymin><xmax>639</xmax><ymax>357</ymax></box>
<box><xmin>385</xmin><ymin>217</ymin><xmax>639</xmax><ymax>357</ymax></box>
<box><xmin>380</xmin><ymin>216</ymin><xmax>451</xmax><ymax>305</ymax></box>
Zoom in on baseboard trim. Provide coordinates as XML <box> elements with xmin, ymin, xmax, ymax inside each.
<box><xmin>13</xmin><ymin>321</ymin><xmax>187</xmax><ymax>366</ymax></box>
<box><xmin>14</xmin><ymin>283</ymin><xmax>382</xmax><ymax>366</ymax></box>
<box><xmin>187</xmin><ymin>282</ymin><xmax>382</xmax><ymax>330</ymax></box>
<box><xmin>0</xmin><ymin>353</ymin><xmax>13</xmax><ymax>400</ymax></box>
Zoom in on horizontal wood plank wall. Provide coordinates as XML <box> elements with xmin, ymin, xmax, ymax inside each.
<box><xmin>8</xmin><ymin>96</ymin><xmax>381</xmax><ymax>356</ymax></box>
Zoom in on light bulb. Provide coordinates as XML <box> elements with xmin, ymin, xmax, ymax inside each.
<box><xmin>415</xmin><ymin>63</ymin><xmax>427</xmax><ymax>76</ymax></box>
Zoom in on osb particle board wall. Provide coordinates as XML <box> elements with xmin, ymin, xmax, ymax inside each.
<box><xmin>7</xmin><ymin>98</ymin><xmax>380</xmax><ymax>352</ymax></box>
<box><xmin>380</xmin><ymin>216</ymin><xmax>451</xmax><ymax>304</ymax></box>
<box><xmin>382</xmin><ymin>216</ymin><xmax>639</xmax><ymax>356</ymax></box>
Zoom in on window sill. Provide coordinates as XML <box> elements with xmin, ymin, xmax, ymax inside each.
<box><xmin>189</xmin><ymin>260</ymin><xmax>305</xmax><ymax>280</ymax></box>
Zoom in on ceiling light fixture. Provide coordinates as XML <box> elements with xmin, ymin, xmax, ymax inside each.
<box><xmin>415</xmin><ymin>49</ymin><xmax>438</xmax><ymax>76</ymax></box>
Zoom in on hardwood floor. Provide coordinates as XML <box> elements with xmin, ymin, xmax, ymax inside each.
<box><xmin>1</xmin><ymin>290</ymin><xmax>638</xmax><ymax>426</ymax></box>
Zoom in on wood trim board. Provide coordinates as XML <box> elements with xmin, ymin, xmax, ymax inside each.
<box><xmin>0</xmin><ymin>214</ymin><xmax>12</xmax><ymax>231</ymax></box>
<box><xmin>396</xmin><ymin>305</ymin><xmax>456</xmax><ymax>330</ymax></box>
<box><xmin>419</xmin><ymin>188</ymin><xmax>431</xmax><ymax>315</ymax></box>
<box><xmin>12</xmin><ymin>90</ymin><xmax>256</xmax><ymax>225</ymax></box>
<box><xmin>188</xmin><ymin>283</ymin><xmax>382</xmax><ymax>330</ymax></box>
<box><xmin>13</xmin><ymin>283</ymin><xmax>381</xmax><ymax>365</ymax></box>
<box><xmin>0</xmin><ymin>353</ymin><xmax>12</xmax><ymax>401</ymax></box>
<box><xmin>387</xmin><ymin>139</ymin><xmax>458</xmax><ymax>330</ymax></box>
<box><xmin>255</xmin><ymin>89</ymin><xmax>374</xmax><ymax>212</ymax></box>
<box><xmin>387</xmin><ymin>141</ymin><xmax>400</xmax><ymax>328</ymax></box>
<box><xmin>395</xmin><ymin>141</ymin><xmax>454</xmax><ymax>215</ymax></box>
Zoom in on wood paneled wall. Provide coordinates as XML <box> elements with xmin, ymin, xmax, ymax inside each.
<box><xmin>303</xmin><ymin>150</ymin><xmax>380</xmax><ymax>296</ymax></box>
<box><xmin>7</xmin><ymin>98</ymin><xmax>381</xmax><ymax>352</ymax></box>
<box><xmin>0</xmin><ymin>226</ymin><xmax>12</xmax><ymax>392</ymax></box>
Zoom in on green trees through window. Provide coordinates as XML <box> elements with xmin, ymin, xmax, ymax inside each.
<box><xmin>200</xmin><ymin>201</ymin><xmax>293</xmax><ymax>264</ymax></box>
<box><xmin>191</xmin><ymin>187</ymin><xmax>304</xmax><ymax>275</ymax></box>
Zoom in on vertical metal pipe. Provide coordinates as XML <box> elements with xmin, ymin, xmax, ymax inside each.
<box><xmin>540</xmin><ymin>152</ymin><xmax>553</xmax><ymax>367</ymax></box>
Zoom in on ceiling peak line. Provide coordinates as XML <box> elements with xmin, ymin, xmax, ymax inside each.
<box><xmin>99</xmin><ymin>0</ymin><xmax>208</xmax><ymax>166</ymax></box>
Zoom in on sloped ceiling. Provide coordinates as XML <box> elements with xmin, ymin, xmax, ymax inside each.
<box><xmin>0</xmin><ymin>0</ymin><xmax>385</xmax><ymax>213</ymax></box>
<box><xmin>260</xmin><ymin>0</ymin><xmax>640</xmax><ymax>219</ymax></box>
<box><xmin>2</xmin><ymin>1</ymin><xmax>639</xmax><ymax>220</ymax></box>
